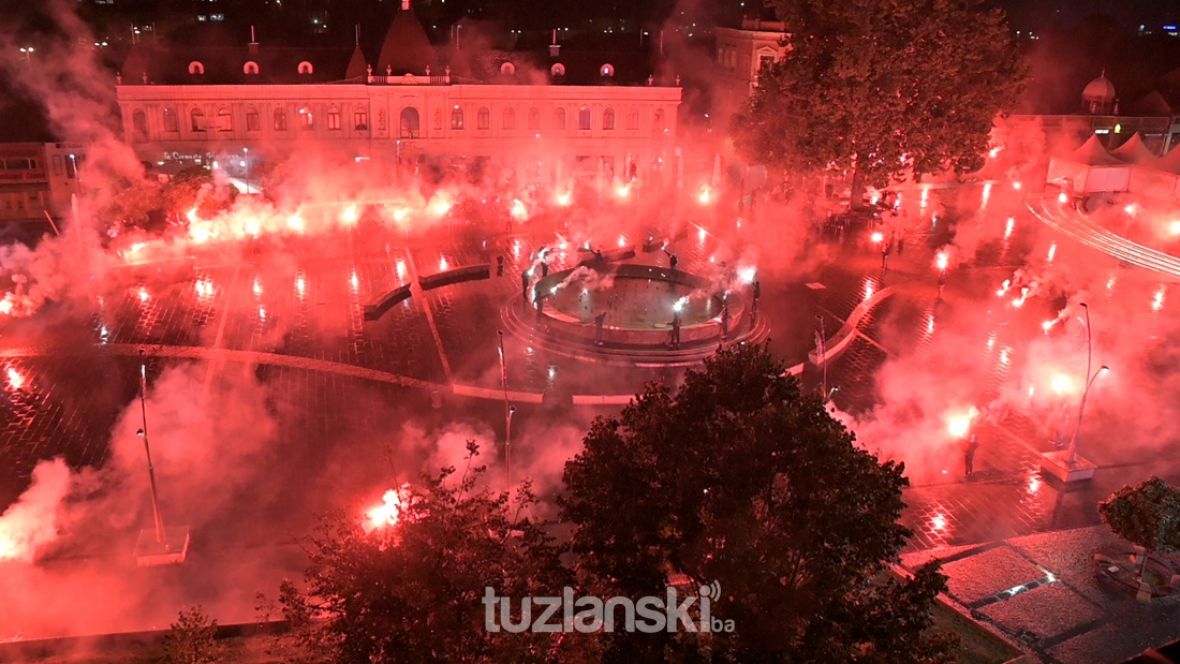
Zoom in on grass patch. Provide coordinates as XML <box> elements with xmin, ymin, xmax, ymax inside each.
<box><xmin>931</xmin><ymin>600</ymin><xmax>1022</xmax><ymax>664</ymax></box>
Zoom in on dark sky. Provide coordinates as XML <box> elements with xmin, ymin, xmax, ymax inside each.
<box><xmin>998</xmin><ymin>0</ymin><xmax>1177</xmax><ymax>31</ymax></box>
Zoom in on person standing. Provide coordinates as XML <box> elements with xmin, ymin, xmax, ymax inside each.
<box><xmin>751</xmin><ymin>279</ymin><xmax>761</xmax><ymax>316</ymax></box>
<box><xmin>521</xmin><ymin>270</ymin><xmax>530</xmax><ymax>301</ymax></box>
<box><xmin>964</xmin><ymin>434</ymin><xmax>980</xmax><ymax>479</ymax></box>
<box><xmin>670</xmin><ymin>312</ymin><xmax>682</xmax><ymax>348</ymax></box>
<box><xmin>720</xmin><ymin>302</ymin><xmax>730</xmax><ymax>340</ymax></box>
<box><xmin>594</xmin><ymin>311</ymin><xmax>607</xmax><ymax>346</ymax></box>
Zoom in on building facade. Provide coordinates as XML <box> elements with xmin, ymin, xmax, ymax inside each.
<box><xmin>714</xmin><ymin>18</ymin><xmax>788</xmax><ymax>99</ymax></box>
<box><xmin>0</xmin><ymin>143</ymin><xmax>85</xmax><ymax>222</ymax></box>
<box><xmin>114</xmin><ymin>2</ymin><xmax>682</xmax><ymax>188</ymax></box>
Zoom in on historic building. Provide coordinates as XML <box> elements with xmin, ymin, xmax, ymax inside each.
<box><xmin>114</xmin><ymin>1</ymin><xmax>682</xmax><ymax>188</ymax></box>
<box><xmin>713</xmin><ymin>17</ymin><xmax>788</xmax><ymax>100</ymax></box>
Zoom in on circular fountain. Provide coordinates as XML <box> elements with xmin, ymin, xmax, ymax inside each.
<box><xmin>504</xmin><ymin>263</ymin><xmax>763</xmax><ymax>363</ymax></box>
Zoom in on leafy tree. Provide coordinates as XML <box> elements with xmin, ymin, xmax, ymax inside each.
<box><xmin>1099</xmin><ymin>477</ymin><xmax>1180</xmax><ymax>579</ymax></box>
<box><xmin>160</xmin><ymin>605</ymin><xmax>220</xmax><ymax>664</ymax></box>
<box><xmin>560</xmin><ymin>343</ymin><xmax>951</xmax><ymax>662</ymax></box>
<box><xmin>277</xmin><ymin>444</ymin><xmax>593</xmax><ymax>663</ymax></box>
<box><xmin>734</xmin><ymin>0</ymin><xmax>1025</xmax><ymax>205</ymax></box>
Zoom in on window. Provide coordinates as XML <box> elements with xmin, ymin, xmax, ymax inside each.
<box><xmin>502</xmin><ymin>108</ymin><xmax>515</xmax><ymax>130</ymax></box>
<box><xmin>500</xmin><ymin>61</ymin><xmax>515</xmax><ymax>76</ymax></box>
<box><xmin>653</xmin><ymin>108</ymin><xmax>665</xmax><ymax>137</ymax></box>
<box><xmin>550</xmin><ymin>62</ymin><xmax>566</xmax><ymax>77</ymax></box>
<box><xmin>477</xmin><ymin>107</ymin><xmax>490</xmax><ymax>130</ymax></box>
<box><xmin>451</xmin><ymin>105</ymin><xmax>464</xmax><ymax>130</ymax></box>
<box><xmin>246</xmin><ymin>107</ymin><xmax>260</xmax><ymax>131</ymax></box>
<box><xmin>758</xmin><ymin>54</ymin><xmax>775</xmax><ymax>73</ymax></box>
<box><xmin>327</xmin><ymin>108</ymin><xmax>342</xmax><ymax>130</ymax></box>
<box><xmin>354</xmin><ymin>111</ymin><xmax>369</xmax><ymax>130</ymax></box>
<box><xmin>554</xmin><ymin>107</ymin><xmax>566</xmax><ymax>129</ymax></box>
<box><xmin>217</xmin><ymin>106</ymin><xmax>232</xmax><ymax>132</ymax></box>
<box><xmin>188</xmin><ymin>61</ymin><xmax>205</xmax><ymax>75</ymax></box>
<box><xmin>400</xmin><ymin>107</ymin><xmax>420</xmax><ymax>138</ymax></box>
<box><xmin>190</xmin><ymin>108</ymin><xmax>205</xmax><ymax>131</ymax></box>
<box><xmin>65</xmin><ymin>154</ymin><xmax>79</xmax><ymax>179</ymax></box>
<box><xmin>626</xmin><ymin>109</ymin><xmax>639</xmax><ymax>130</ymax></box>
<box><xmin>602</xmin><ymin>108</ymin><xmax>615</xmax><ymax>130</ymax></box>
<box><xmin>299</xmin><ymin>107</ymin><xmax>314</xmax><ymax>129</ymax></box>
<box><xmin>243</xmin><ymin>61</ymin><xmax>260</xmax><ymax>75</ymax></box>
<box><xmin>528</xmin><ymin>107</ymin><xmax>540</xmax><ymax>130</ymax></box>
<box><xmin>163</xmin><ymin>106</ymin><xmax>178</xmax><ymax>132</ymax></box>
<box><xmin>274</xmin><ymin>108</ymin><xmax>287</xmax><ymax>131</ymax></box>
<box><xmin>132</xmin><ymin>109</ymin><xmax>148</xmax><ymax>138</ymax></box>
<box><xmin>577</xmin><ymin>107</ymin><xmax>591</xmax><ymax>130</ymax></box>
<box><xmin>297</xmin><ymin>61</ymin><xmax>314</xmax><ymax>75</ymax></box>
<box><xmin>600</xmin><ymin>63</ymin><xmax>615</xmax><ymax>78</ymax></box>
<box><xmin>52</xmin><ymin>155</ymin><xmax>63</xmax><ymax>176</ymax></box>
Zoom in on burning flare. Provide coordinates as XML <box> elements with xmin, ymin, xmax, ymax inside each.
<box><xmin>364</xmin><ymin>483</ymin><xmax>412</xmax><ymax>533</ymax></box>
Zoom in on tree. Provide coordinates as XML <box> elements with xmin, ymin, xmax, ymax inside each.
<box><xmin>560</xmin><ymin>344</ymin><xmax>951</xmax><ymax>662</ymax></box>
<box><xmin>1099</xmin><ymin>477</ymin><xmax>1180</xmax><ymax>579</ymax></box>
<box><xmin>276</xmin><ymin>444</ymin><xmax>592</xmax><ymax>663</ymax></box>
<box><xmin>734</xmin><ymin>0</ymin><xmax>1025</xmax><ymax>206</ymax></box>
<box><xmin>161</xmin><ymin>605</ymin><xmax>220</xmax><ymax>664</ymax></box>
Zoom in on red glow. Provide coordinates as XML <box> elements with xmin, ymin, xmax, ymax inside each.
<box><xmin>935</xmin><ymin>251</ymin><xmax>949</xmax><ymax>271</ymax></box>
<box><xmin>870</xmin><ymin>231</ymin><xmax>884</xmax><ymax>243</ymax></box>
<box><xmin>7</xmin><ymin>368</ymin><xmax>25</xmax><ymax>390</ymax></box>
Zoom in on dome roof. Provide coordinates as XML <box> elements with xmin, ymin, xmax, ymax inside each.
<box><xmin>377</xmin><ymin>2</ymin><xmax>434</xmax><ymax>75</ymax></box>
<box><xmin>1082</xmin><ymin>73</ymin><xmax>1116</xmax><ymax>102</ymax></box>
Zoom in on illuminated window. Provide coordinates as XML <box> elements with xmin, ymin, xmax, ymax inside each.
<box><xmin>400</xmin><ymin>107</ymin><xmax>420</xmax><ymax>138</ymax></box>
<box><xmin>354</xmin><ymin>111</ymin><xmax>369</xmax><ymax>130</ymax></box>
<box><xmin>327</xmin><ymin>108</ymin><xmax>341</xmax><ymax>130</ymax></box>
<box><xmin>187</xmin><ymin>61</ymin><xmax>205</xmax><ymax>75</ymax></box>
<box><xmin>602</xmin><ymin>107</ymin><xmax>615</xmax><ymax>130</ymax></box>
<box><xmin>274</xmin><ymin>108</ymin><xmax>287</xmax><ymax>131</ymax></box>
<box><xmin>477</xmin><ymin>107</ymin><xmax>490</xmax><ymax>130</ymax></box>
<box><xmin>600</xmin><ymin>63</ymin><xmax>615</xmax><ymax>78</ymax></box>
<box><xmin>246</xmin><ymin>107</ymin><xmax>260</xmax><ymax>131</ymax></box>
<box><xmin>297</xmin><ymin>61</ymin><xmax>314</xmax><ymax>75</ymax></box>
<box><xmin>190</xmin><ymin>107</ymin><xmax>205</xmax><ymax>131</ymax></box>
<box><xmin>500</xmin><ymin>61</ymin><xmax>515</xmax><ymax>76</ymax></box>
<box><xmin>162</xmin><ymin>106</ymin><xmax>178</xmax><ymax>132</ymax></box>
<box><xmin>451</xmin><ymin>105</ymin><xmax>464</xmax><ymax>130</ymax></box>
<box><xmin>243</xmin><ymin>61</ymin><xmax>260</xmax><ymax>75</ymax></box>
<box><xmin>299</xmin><ymin>106</ymin><xmax>314</xmax><ymax>129</ymax></box>
<box><xmin>502</xmin><ymin>107</ymin><xmax>515</xmax><ymax>130</ymax></box>
<box><xmin>578</xmin><ymin>107</ymin><xmax>591</xmax><ymax>130</ymax></box>
<box><xmin>550</xmin><ymin>62</ymin><xmax>565</xmax><ymax>77</ymax></box>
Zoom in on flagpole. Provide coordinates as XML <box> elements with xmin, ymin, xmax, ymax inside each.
<box><xmin>138</xmin><ymin>354</ymin><xmax>167</xmax><ymax>544</ymax></box>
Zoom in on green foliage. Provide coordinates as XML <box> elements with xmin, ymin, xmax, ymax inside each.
<box><xmin>735</xmin><ymin>0</ymin><xmax>1025</xmax><ymax>192</ymax></box>
<box><xmin>160</xmin><ymin>605</ymin><xmax>220</xmax><ymax>664</ymax></box>
<box><xmin>1099</xmin><ymin>477</ymin><xmax>1180</xmax><ymax>554</ymax></box>
<box><xmin>560</xmin><ymin>343</ymin><xmax>950</xmax><ymax>662</ymax></box>
<box><xmin>280</xmin><ymin>445</ymin><xmax>588</xmax><ymax>663</ymax></box>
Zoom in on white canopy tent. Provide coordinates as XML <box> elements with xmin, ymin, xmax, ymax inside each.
<box><xmin>1046</xmin><ymin>134</ymin><xmax>1131</xmax><ymax>193</ymax></box>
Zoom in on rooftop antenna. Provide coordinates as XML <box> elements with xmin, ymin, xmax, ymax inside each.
<box><xmin>355</xmin><ymin>24</ymin><xmax>360</xmax><ymax>47</ymax></box>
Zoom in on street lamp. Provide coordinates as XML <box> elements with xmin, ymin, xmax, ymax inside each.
<box><xmin>1040</xmin><ymin>302</ymin><xmax>1108</xmax><ymax>483</ymax></box>
<box><xmin>498</xmin><ymin>330</ymin><xmax>514</xmax><ymax>487</ymax></box>
<box><xmin>19</xmin><ymin>47</ymin><xmax>34</xmax><ymax>62</ymax></box>
<box><xmin>242</xmin><ymin>147</ymin><xmax>251</xmax><ymax>194</ymax></box>
<box><xmin>131</xmin><ymin>351</ymin><xmax>190</xmax><ymax>566</ymax></box>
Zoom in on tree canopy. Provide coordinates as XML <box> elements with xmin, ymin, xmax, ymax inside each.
<box><xmin>734</xmin><ymin>0</ymin><xmax>1025</xmax><ymax>195</ymax></box>
<box><xmin>560</xmin><ymin>343</ymin><xmax>950</xmax><ymax>662</ymax></box>
<box><xmin>1100</xmin><ymin>477</ymin><xmax>1180</xmax><ymax>555</ymax></box>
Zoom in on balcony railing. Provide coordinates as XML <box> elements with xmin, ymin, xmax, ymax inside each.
<box><xmin>367</xmin><ymin>73</ymin><xmax>451</xmax><ymax>86</ymax></box>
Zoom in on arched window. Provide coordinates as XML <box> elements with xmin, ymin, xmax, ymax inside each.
<box><xmin>577</xmin><ymin>107</ymin><xmax>591</xmax><ymax>130</ymax></box>
<box><xmin>603</xmin><ymin>107</ymin><xmax>615</xmax><ymax>130</ymax></box>
<box><xmin>477</xmin><ymin>107</ymin><xmax>490</xmax><ymax>130</ymax></box>
<box><xmin>327</xmin><ymin>105</ymin><xmax>342</xmax><ymax>130</ymax></box>
<box><xmin>188</xmin><ymin>61</ymin><xmax>205</xmax><ymax>75</ymax></box>
<box><xmin>499</xmin><ymin>61</ymin><xmax>515</xmax><ymax>76</ymax></box>
<box><xmin>653</xmin><ymin>108</ymin><xmax>666</xmax><ymax>137</ymax></box>
<box><xmin>400</xmin><ymin>107</ymin><xmax>420</xmax><ymax>138</ymax></box>
<box><xmin>217</xmin><ymin>106</ymin><xmax>232</xmax><ymax>131</ymax></box>
<box><xmin>600</xmin><ymin>63</ymin><xmax>615</xmax><ymax>78</ymax></box>
<box><xmin>550</xmin><ymin>62</ymin><xmax>566</xmax><ymax>78</ymax></box>
<box><xmin>299</xmin><ymin>106</ymin><xmax>314</xmax><ymax>129</ymax></box>
<box><xmin>243</xmin><ymin>61</ymin><xmax>260</xmax><ymax>75</ymax></box>
<box><xmin>450</xmin><ymin>105</ymin><xmax>464</xmax><ymax>130</ymax></box>
<box><xmin>297</xmin><ymin>61</ymin><xmax>314</xmax><ymax>75</ymax></box>
<box><xmin>502</xmin><ymin>108</ymin><xmax>515</xmax><ymax>130</ymax></box>
<box><xmin>554</xmin><ymin>107</ymin><xmax>566</xmax><ymax>130</ymax></box>
<box><xmin>132</xmin><ymin>109</ymin><xmax>148</xmax><ymax>138</ymax></box>
<box><xmin>274</xmin><ymin>107</ymin><xmax>287</xmax><ymax>131</ymax></box>
<box><xmin>162</xmin><ymin>107</ymin><xmax>178</xmax><ymax>132</ymax></box>
<box><xmin>528</xmin><ymin>107</ymin><xmax>540</xmax><ymax>130</ymax></box>
<box><xmin>246</xmin><ymin>106</ymin><xmax>260</xmax><ymax>131</ymax></box>
<box><xmin>190</xmin><ymin>107</ymin><xmax>205</xmax><ymax>131</ymax></box>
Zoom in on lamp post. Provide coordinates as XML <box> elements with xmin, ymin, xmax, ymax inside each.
<box><xmin>1066</xmin><ymin>303</ymin><xmax>1109</xmax><ymax>465</ymax></box>
<box><xmin>1040</xmin><ymin>302</ymin><xmax>1108</xmax><ymax>482</ymax></box>
<box><xmin>242</xmin><ymin>147</ymin><xmax>251</xmax><ymax>194</ymax></box>
<box><xmin>19</xmin><ymin>47</ymin><xmax>33</xmax><ymax>62</ymax></box>
<box><xmin>498</xmin><ymin>330</ymin><xmax>513</xmax><ymax>487</ymax></box>
<box><xmin>137</xmin><ymin>357</ymin><xmax>166</xmax><ymax>544</ymax></box>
